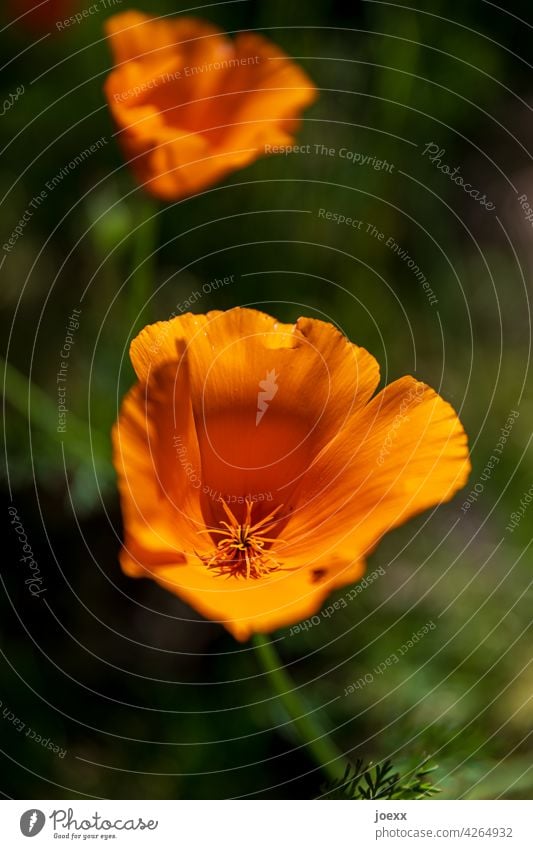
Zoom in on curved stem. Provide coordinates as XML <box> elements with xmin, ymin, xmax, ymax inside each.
<box><xmin>129</xmin><ymin>196</ymin><xmax>158</xmax><ymax>333</ymax></box>
<box><xmin>252</xmin><ymin>634</ymin><xmax>343</xmax><ymax>783</ymax></box>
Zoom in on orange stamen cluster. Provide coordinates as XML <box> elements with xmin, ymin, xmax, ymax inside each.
<box><xmin>199</xmin><ymin>498</ymin><xmax>285</xmax><ymax>579</ymax></box>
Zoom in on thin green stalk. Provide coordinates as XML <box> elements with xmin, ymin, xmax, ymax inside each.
<box><xmin>253</xmin><ymin>633</ymin><xmax>343</xmax><ymax>783</ymax></box>
<box><xmin>1</xmin><ymin>355</ymin><xmax>108</xmax><ymax>460</ymax></box>
<box><xmin>128</xmin><ymin>196</ymin><xmax>158</xmax><ymax>333</ymax></box>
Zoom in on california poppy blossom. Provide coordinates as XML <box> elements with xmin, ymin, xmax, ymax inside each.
<box><xmin>103</xmin><ymin>12</ymin><xmax>317</xmax><ymax>200</ymax></box>
<box><xmin>113</xmin><ymin>308</ymin><xmax>470</xmax><ymax>640</ymax></box>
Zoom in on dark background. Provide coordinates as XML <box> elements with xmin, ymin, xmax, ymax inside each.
<box><xmin>1</xmin><ymin>0</ymin><xmax>532</xmax><ymax>799</ymax></box>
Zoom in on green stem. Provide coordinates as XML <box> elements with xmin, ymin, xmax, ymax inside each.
<box><xmin>252</xmin><ymin>634</ymin><xmax>343</xmax><ymax>783</ymax></box>
<box><xmin>1</xmin><ymin>355</ymin><xmax>108</xmax><ymax>460</ymax></box>
<box><xmin>128</xmin><ymin>196</ymin><xmax>158</xmax><ymax>333</ymax></box>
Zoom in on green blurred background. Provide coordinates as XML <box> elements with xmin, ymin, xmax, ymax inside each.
<box><xmin>1</xmin><ymin>0</ymin><xmax>532</xmax><ymax>799</ymax></box>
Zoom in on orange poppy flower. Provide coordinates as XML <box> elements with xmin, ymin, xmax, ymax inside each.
<box><xmin>113</xmin><ymin>309</ymin><xmax>471</xmax><ymax>640</ymax></box>
<box><xmin>103</xmin><ymin>11</ymin><xmax>317</xmax><ymax>200</ymax></box>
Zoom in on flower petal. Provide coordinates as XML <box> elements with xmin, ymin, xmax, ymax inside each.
<box><xmin>104</xmin><ymin>12</ymin><xmax>220</xmax><ymax>69</ymax></box>
<box><xmin>114</xmin><ymin>308</ymin><xmax>471</xmax><ymax>640</ymax></box>
<box><xmin>281</xmin><ymin>376</ymin><xmax>471</xmax><ymax>564</ymax></box>
<box><xmin>104</xmin><ymin>13</ymin><xmax>317</xmax><ymax>199</ymax></box>
<box><xmin>129</xmin><ymin>309</ymin><xmax>379</xmax><ymax>511</ymax></box>
<box><xmin>112</xmin><ymin>361</ymin><xmax>206</xmax><ymax>574</ymax></box>
<box><xmin>143</xmin><ymin>558</ymin><xmax>363</xmax><ymax>641</ymax></box>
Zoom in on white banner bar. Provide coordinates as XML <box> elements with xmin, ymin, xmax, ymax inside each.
<box><xmin>1</xmin><ymin>799</ymin><xmax>532</xmax><ymax>847</ymax></box>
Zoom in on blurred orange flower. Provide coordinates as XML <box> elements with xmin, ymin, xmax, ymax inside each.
<box><xmin>103</xmin><ymin>11</ymin><xmax>317</xmax><ymax>199</ymax></box>
<box><xmin>113</xmin><ymin>309</ymin><xmax>471</xmax><ymax>640</ymax></box>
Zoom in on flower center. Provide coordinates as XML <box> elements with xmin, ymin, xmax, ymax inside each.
<box><xmin>199</xmin><ymin>498</ymin><xmax>284</xmax><ymax>579</ymax></box>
